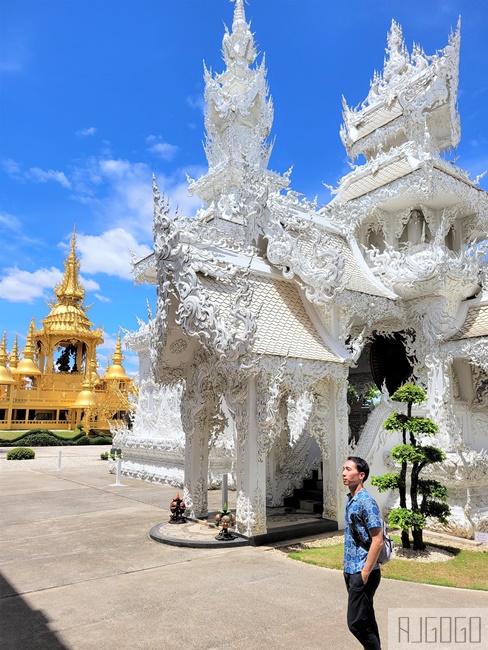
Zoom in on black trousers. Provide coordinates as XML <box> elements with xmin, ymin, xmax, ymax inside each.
<box><xmin>344</xmin><ymin>569</ymin><xmax>381</xmax><ymax>649</ymax></box>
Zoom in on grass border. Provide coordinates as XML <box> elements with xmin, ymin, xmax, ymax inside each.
<box><xmin>287</xmin><ymin>538</ymin><xmax>488</xmax><ymax>591</ymax></box>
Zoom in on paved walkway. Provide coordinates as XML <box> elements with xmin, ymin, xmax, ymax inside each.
<box><xmin>1</xmin><ymin>446</ymin><xmax>487</xmax><ymax>650</ymax></box>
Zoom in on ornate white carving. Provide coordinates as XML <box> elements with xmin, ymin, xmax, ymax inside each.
<box><xmin>124</xmin><ymin>5</ymin><xmax>488</xmax><ymax>540</ymax></box>
<box><xmin>236</xmin><ymin>489</ymin><xmax>256</xmax><ymax>537</ymax></box>
<box><xmin>341</xmin><ymin>19</ymin><xmax>460</xmax><ymax>160</ymax></box>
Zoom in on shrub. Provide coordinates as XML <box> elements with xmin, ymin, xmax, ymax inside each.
<box><xmin>75</xmin><ymin>435</ymin><xmax>91</xmax><ymax>445</ymax></box>
<box><xmin>17</xmin><ymin>433</ymin><xmax>71</xmax><ymax>447</ymax></box>
<box><xmin>0</xmin><ymin>430</ymin><xmax>74</xmax><ymax>447</ymax></box>
<box><xmin>100</xmin><ymin>452</ymin><xmax>109</xmax><ymax>460</ymax></box>
<box><xmin>89</xmin><ymin>435</ymin><xmax>112</xmax><ymax>445</ymax></box>
<box><xmin>7</xmin><ymin>447</ymin><xmax>36</xmax><ymax>460</ymax></box>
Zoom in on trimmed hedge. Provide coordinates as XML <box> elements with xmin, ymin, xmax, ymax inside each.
<box><xmin>90</xmin><ymin>436</ymin><xmax>113</xmax><ymax>445</ymax></box>
<box><xmin>7</xmin><ymin>447</ymin><xmax>36</xmax><ymax>460</ymax></box>
<box><xmin>16</xmin><ymin>433</ymin><xmax>72</xmax><ymax>447</ymax></box>
<box><xmin>0</xmin><ymin>429</ymin><xmax>112</xmax><ymax>447</ymax></box>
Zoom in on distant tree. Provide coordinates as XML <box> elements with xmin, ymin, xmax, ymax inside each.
<box><xmin>370</xmin><ymin>384</ymin><xmax>450</xmax><ymax>550</ymax></box>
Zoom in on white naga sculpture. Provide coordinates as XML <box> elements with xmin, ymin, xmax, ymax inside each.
<box><xmin>117</xmin><ymin>1</ymin><xmax>488</xmax><ymax>539</ymax></box>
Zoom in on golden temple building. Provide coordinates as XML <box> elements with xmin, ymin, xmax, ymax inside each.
<box><xmin>0</xmin><ymin>231</ymin><xmax>136</xmax><ymax>433</ymax></box>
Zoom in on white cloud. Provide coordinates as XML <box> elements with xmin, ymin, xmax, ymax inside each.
<box><xmin>2</xmin><ymin>159</ymin><xmax>72</xmax><ymax>190</ymax></box>
<box><xmin>148</xmin><ymin>141</ymin><xmax>179</xmax><ymax>160</ymax></box>
<box><xmin>28</xmin><ymin>167</ymin><xmax>71</xmax><ymax>189</ymax></box>
<box><xmin>1</xmin><ymin>158</ymin><xmax>21</xmax><ymax>176</ymax></box>
<box><xmin>146</xmin><ymin>135</ymin><xmax>179</xmax><ymax>161</ymax></box>
<box><xmin>96</xmin><ymin>159</ymin><xmax>154</xmax><ymax>233</ymax></box>
<box><xmin>0</xmin><ymin>262</ymin><xmax>102</xmax><ymax>304</ymax></box>
<box><xmin>70</xmin><ymin>156</ymin><xmax>204</xmax><ymax>237</ymax></box>
<box><xmin>76</xmin><ymin>127</ymin><xmax>97</xmax><ymax>136</ymax></box>
<box><xmin>79</xmin><ymin>275</ymin><xmax>100</xmax><ymax>292</ymax></box>
<box><xmin>98</xmin><ymin>331</ymin><xmax>119</xmax><ymax>352</ymax></box>
<box><xmin>186</xmin><ymin>95</ymin><xmax>205</xmax><ymax>113</ymax></box>
<box><xmin>0</xmin><ymin>211</ymin><xmax>22</xmax><ymax>231</ymax></box>
<box><xmin>76</xmin><ymin>228</ymin><xmax>152</xmax><ymax>279</ymax></box>
<box><xmin>95</xmin><ymin>293</ymin><xmax>111</xmax><ymax>303</ymax></box>
<box><xmin>0</xmin><ymin>266</ymin><xmax>62</xmax><ymax>303</ymax></box>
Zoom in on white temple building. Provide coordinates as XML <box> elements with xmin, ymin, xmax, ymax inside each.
<box><xmin>115</xmin><ymin>0</ymin><xmax>488</xmax><ymax>541</ymax></box>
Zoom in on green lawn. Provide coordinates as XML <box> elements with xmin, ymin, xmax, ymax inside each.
<box><xmin>288</xmin><ymin>540</ymin><xmax>488</xmax><ymax>591</ymax></box>
<box><xmin>0</xmin><ymin>430</ymin><xmax>79</xmax><ymax>442</ymax></box>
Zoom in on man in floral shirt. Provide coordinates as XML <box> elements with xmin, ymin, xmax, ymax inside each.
<box><xmin>343</xmin><ymin>456</ymin><xmax>383</xmax><ymax>649</ymax></box>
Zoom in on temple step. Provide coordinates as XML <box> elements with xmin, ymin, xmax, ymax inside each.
<box><xmin>283</xmin><ymin>467</ymin><xmax>323</xmax><ymax>514</ymax></box>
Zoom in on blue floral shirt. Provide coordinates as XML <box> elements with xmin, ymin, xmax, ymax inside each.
<box><xmin>344</xmin><ymin>488</ymin><xmax>382</xmax><ymax>574</ymax></box>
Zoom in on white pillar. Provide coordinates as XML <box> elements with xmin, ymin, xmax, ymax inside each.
<box><xmin>235</xmin><ymin>376</ymin><xmax>267</xmax><ymax>537</ymax></box>
<box><xmin>328</xmin><ymin>375</ymin><xmax>349</xmax><ymax>529</ymax></box>
<box><xmin>183</xmin><ymin>404</ymin><xmax>210</xmax><ymax>519</ymax></box>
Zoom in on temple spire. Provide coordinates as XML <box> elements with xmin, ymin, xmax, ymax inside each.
<box><xmin>14</xmin><ymin>318</ymin><xmax>41</xmax><ymax>376</ymax></box>
<box><xmin>188</xmin><ymin>0</ymin><xmax>286</xmax><ymax>206</ymax></box>
<box><xmin>54</xmin><ymin>228</ymin><xmax>85</xmax><ymax>307</ymax></box>
<box><xmin>232</xmin><ymin>0</ymin><xmax>246</xmax><ymax>29</ymax></box>
<box><xmin>40</xmin><ymin>226</ymin><xmax>97</xmax><ymax>335</ymax></box>
<box><xmin>223</xmin><ymin>0</ymin><xmax>256</xmax><ymax>66</ymax></box>
<box><xmin>9</xmin><ymin>336</ymin><xmax>19</xmax><ymax>369</ymax></box>
<box><xmin>104</xmin><ymin>331</ymin><xmax>130</xmax><ymax>381</ymax></box>
<box><xmin>0</xmin><ymin>332</ymin><xmax>15</xmax><ymax>385</ymax></box>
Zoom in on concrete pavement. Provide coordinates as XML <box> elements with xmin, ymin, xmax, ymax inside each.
<box><xmin>1</xmin><ymin>446</ymin><xmax>487</xmax><ymax>650</ymax></box>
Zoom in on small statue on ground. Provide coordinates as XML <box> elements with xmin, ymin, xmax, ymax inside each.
<box><xmin>169</xmin><ymin>492</ymin><xmax>187</xmax><ymax>524</ymax></box>
<box><xmin>214</xmin><ymin>504</ymin><xmax>237</xmax><ymax>541</ymax></box>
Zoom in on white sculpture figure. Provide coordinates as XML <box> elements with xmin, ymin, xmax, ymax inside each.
<box><xmin>116</xmin><ymin>2</ymin><xmax>487</xmax><ymax>540</ymax></box>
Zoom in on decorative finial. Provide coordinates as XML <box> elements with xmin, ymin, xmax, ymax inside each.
<box><xmin>0</xmin><ymin>332</ymin><xmax>8</xmax><ymax>363</ymax></box>
<box><xmin>112</xmin><ymin>331</ymin><xmax>124</xmax><ymax>365</ymax></box>
<box><xmin>0</xmin><ymin>332</ymin><xmax>15</xmax><ymax>385</ymax></box>
<box><xmin>13</xmin><ymin>318</ymin><xmax>41</xmax><ymax>376</ymax></box>
<box><xmin>223</xmin><ymin>0</ymin><xmax>256</xmax><ymax>66</ymax></box>
<box><xmin>232</xmin><ymin>0</ymin><xmax>247</xmax><ymax>29</ymax></box>
<box><xmin>104</xmin><ymin>331</ymin><xmax>129</xmax><ymax>381</ymax></box>
<box><xmin>53</xmin><ymin>227</ymin><xmax>85</xmax><ymax>306</ymax></box>
<box><xmin>10</xmin><ymin>336</ymin><xmax>19</xmax><ymax>368</ymax></box>
<box><xmin>24</xmin><ymin>318</ymin><xmax>36</xmax><ymax>358</ymax></box>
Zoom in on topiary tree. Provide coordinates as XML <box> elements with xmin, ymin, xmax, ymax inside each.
<box><xmin>7</xmin><ymin>447</ymin><xmax>36</xmax><ymax>460</ymax></box>
<box><xmin>370</xmin><ymin>384</ymin><xmax>450</xmax><ymax>550</ymax></box>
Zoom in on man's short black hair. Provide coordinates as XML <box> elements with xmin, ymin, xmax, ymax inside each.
<box><xmin>347</xmin><ymin>456</ymin><xmax>370</xmax><ymax>481</ymax></box>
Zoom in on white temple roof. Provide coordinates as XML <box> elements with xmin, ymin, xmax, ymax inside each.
<box><xmin>294</xmin><ymin>230</ymin><xmax>395</xmax><ymax>299</ymax></box>
<box><xmin>452</xmin><ymin>302</ymin><xmax>488</xmax><ymax>340</ymax></box>
<box><xmin>200</xmin><ymin>274</ymin><xmax>343</xmax><ymax>363</ymax></box>
<box><xmin>332</xmin><ymin>158</ymin><xmax>415</xmax><ymax>203</ymax></box>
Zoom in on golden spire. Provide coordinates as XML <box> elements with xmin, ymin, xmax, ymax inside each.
<box><xmin>0</xmin><ymin>332</ymin><xmax>15</xmax><ymax>385</ymax></box>
<box><xmin>38</xmin><ymin>227</ymin><xmax>100</xmax><ymax>337</ymax></box>
<box><xmin>13</xmin><ymin>319</ymin><xmax>41</xmax><ymax>376</ymax></box>
<box><xmin>89</xmin><ymin>357</ymin><xmax>100</xmax><ymax>385</ymax></box>
<box><xmin>104</xmin><ymin>332</ymin><xmax>130</xmax><ymax>381</ymax></box>
<box><xmin>54</xmin><ymin>228</ymin><xmax>85</xmax><ymax>306</ymax></box>
<box><xmin>113</xmin><ymin>331</ymin><xmax>124</xmax><ymax>365</ymax></box>
<box><xmin>9</xmin><ymin>336</ymin><xmax>19</xmax><ymax>369</ymax></box>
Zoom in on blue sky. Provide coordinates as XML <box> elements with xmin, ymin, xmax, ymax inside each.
<box><xmin>1</xmin><ymin>0</ymin><xmax>487</xmax><ymax>377</ymax></box>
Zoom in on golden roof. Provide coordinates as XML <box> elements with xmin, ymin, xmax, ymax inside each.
<box><xmin>36</xmin><ymin>229</ymin><xmax>103</xmax><ymax>341</ymax></box>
